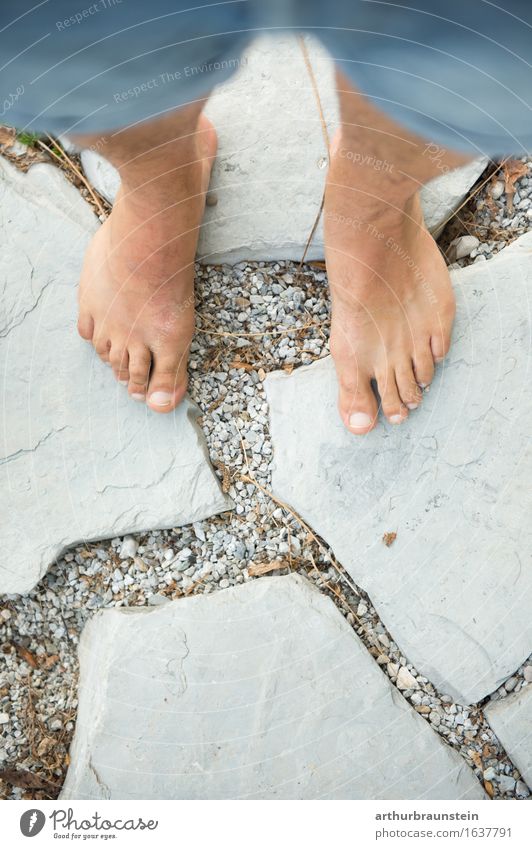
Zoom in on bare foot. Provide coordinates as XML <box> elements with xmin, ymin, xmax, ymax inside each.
<box><xmin>324</xmin><ymin>130</ymin><xmax>456</xmax><ymax>435</ymax></box>
<box><xmin>77</xmin><ymin>114</ymin><xmax>216</xmax><ymax>412</ymax></box>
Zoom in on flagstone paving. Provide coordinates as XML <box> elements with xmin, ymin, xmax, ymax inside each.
<box><xmin>60</xmin><ymin>574</ymin><xmax>485</xmax><ymax>800</ymax></box>
<box><xmin>0</xmin><ymin>158</ymin><xmax>230</xmax><ymax>595</ymax></box>
<box><xmin>265</xmin><ymin>233</ymin><xmax>532</xmax><ymax>706</ymax></box>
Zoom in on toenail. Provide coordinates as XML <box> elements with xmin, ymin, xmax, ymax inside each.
<box><xmin>131</xmin><ymin>393</ymin><xmax>145</xmax><ymax>402</ymax></box>
<box><xmin>389</xmin><ymin>414</ymin><xmax>405</xmax><ymax>424</ymax></box>
<box><xmin>406</xmin><ymin>402</ymin><xmax>418</xmax><ymax>410</ymax></box>
<box><xmin>149</xmin><ymin>391</ymin><xmax>173</xmax><ymax>407</ymax></box>
<box><xmin>349</xmin><ymin>412</ymin><xmax>372</xmax><ymax>430</ymax></box>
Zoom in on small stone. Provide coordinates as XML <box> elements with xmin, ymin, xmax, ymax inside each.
<box><xmin>497</xmin><ymin>775</ymin><xmax>516</xmax><ymax>793</ymax></box>
<box><xmin>504</xmin><ymin>676</ymin><xmax>517</xmax><ymax>692</ymax></box>
<box><xmin>147</xmin><ymin>594</ymin><xmax>169</xmax><ymax>606</ymax></box>
<box><xmin>205</xmin><ymin>192</ymin><xmax>218</xmax><ymax>207</ymax></box>
<box><xmin>516</xmin><ymin>780</ymin><xmax>530</xmax><ymax>798</ymax></box>
<box><xmin>483</xmin><ymin>767</ymin><xmax>496</xmax><ymax>781</ymax></box>
<box><xmin>357</xmin><ymin>602</ymin><xmax>368</xmax><ymax>617</ymax></box>
<box><xmin>451</xmin><ymin>235</ymin><xmax>480</xmax><ymax>259</ymax></box>
<box><xmin>50</xmin><ymin>718</ymin><xmax>62</xmax><ymax>731</ymax></box>
<box><xmin>0</xmin><ymin>609</ymin><xmax>11</xmax><ymax>621</ymax></box>
<box><xmin>387</xmin><ymin>662</ymin><xmax>399</xmax><ymax>678</ymax></box>
<box><xmin>119</xmin><ymin>537</ymin><xmax>138</xmax><ymax>560</ymax></box>
<box><xmin>429</xmin><ymin>711</ymin><xmax>441</xmax><ymax>726</ymax></box>
<box><xmin>396</xmin><ymin>667</ymin><xmax>419</xmax><ymax>690</ymax></box>
<box><xmin>491</xmin><ymin>180</ymin><xmax>505</xmax><ymax>200</ymax></box>
<box><xmin>0</xmin><ymin>713</ymin><xmax>9</xmax><ymax>724</ymax></box>
<box><xmin>523</xmin><ymin>666</ymin><xmax>532</xmax><ymax>682</ymax></box>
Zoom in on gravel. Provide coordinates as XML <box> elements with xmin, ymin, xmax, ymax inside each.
<box><xmin>1</xmin><ymin>155</ymin><xmax>532</xmax><ymax>801</ymax></box>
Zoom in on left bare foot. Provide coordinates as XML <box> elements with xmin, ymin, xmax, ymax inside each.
<box><xmin>324</xmin><ymin>129</ymin><xmax>456</xmax><ymax>435</ymax></box>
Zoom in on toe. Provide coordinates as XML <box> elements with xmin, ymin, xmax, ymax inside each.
<box><xmin>376</xmin><ymin>368</ymin><xmax>408</xmax><ymax>424</ymax></box>
<box><xmin>430</xmin><ymin>325</ymin><xmax>452</xmax><ymax>363</ymax></box>
<box><xmin>109</xmin><ymin>343</ymin><xmax>129</xmax><ymax>385</ymax></box>
<box><xmin>94</xmin><ymin>335</ymin><xmax>111</xmax><ymax>364</ymax></box>
<box><xmin>395</xmin><ymin>363</ymin><xmax>423</xmax><ymax>410</ymax></box>
<box><xmin>77</xmin><ymin>312</ymin><xmax>94</xmax><ymax>341</ymax></box>
<box><xmin>413</xmin><ymin>342</ymin><xmax>435</xmax><ymax>389</ymax></box>
<box><xmin>337</xmin><ymin>369</ymin><xmax>379</xmax><ymax>435</ymax></box>
<box><xmin>146</xmin><ymin>348</ymin><xmax>188</xmax><ymax>413</ymax></box>
<box><xmin>128</xmin><ymin>346</ymin><xmax>152</xmax><ymax>401</ymax></box>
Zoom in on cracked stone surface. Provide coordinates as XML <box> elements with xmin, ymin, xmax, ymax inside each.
<box><xmin>79</xmin><ymin>34</ymin><xmax>487</xmax><ymax>263</ymax></box>
<box><xmin>486</xmin><ymin>686</ymin><xmax>532</xmax><ymax>788</ymax></box>
<box><xmin>0</xmin><ymin>158</ymin><xmax>230</xmax><ymax>595</ymax></box>
<box><xmin>265</xmin><ymin>233</ymin><xmax>532</xmax><ymax>706</ymax></box>
<box><xmin>60</xmin><ymin>574</ymin><xmax>485</xmax><ymax>800</ymax></box>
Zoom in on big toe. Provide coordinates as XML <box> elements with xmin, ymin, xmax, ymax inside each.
<box><xmin>337</xmin><ymin>368</ymin><xmax>379</xmax><ymax>435</ymax></box>
<box><xmin>147</xmin><ymin>347</ymin><xmax>188</xmax><ymax>413</ymax></box>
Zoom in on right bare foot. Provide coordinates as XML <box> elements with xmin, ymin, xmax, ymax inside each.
<box><xmin>77</xmin><ymin>114</ymin><xmax>217</xmax><ymax>412</ymax></box>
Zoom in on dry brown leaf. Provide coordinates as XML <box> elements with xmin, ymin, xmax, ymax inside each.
<box><xmin>215</xmin><ymin>461</ymin><xmax>231</xmax><ymax>493</ymax></box>
<box><xmin>283</xmin><ymin>364</ymin><xmax>295</xmax><ymax>374</ymax></box>
<box><xmin>36</xmin><ymin>737</ymin><xmax>56</xmax><ymax>758</ymax></box>
<box><xmin>230</xmin><ymin>360</ymin><xmax>254</xmax><ymax>372</ymax></box>
<box><xmin>206</xmin><ymin>396</ymin><xmax>223</xmax><ymax>414</ymax></box>
<box><xmin>484</xmin><ymin>779</ymin><xmax>494</xmax><ymax>798</ymax></box>
<box><xmin>0</xmin><ymin>126</ymin><xmax>16</xmax><ymax>147</ymax></box>
<box><xmin>0</xmin><ymin>768</ymin><xmax>59</xmax><ymax>793</ymax></box>
<box><xmin>382</xmin><ymin>531</ymin><xmax>397</xmax><ymax>547</ymax></box>
<box><xmin>469</xmin><ymin>750</ymin><xmax>482</xmax><ymax>770</ymax></box>
<box><xmin>15</xmin><ymin>646</ymin><xmax>38</xmax><ymax>669</ymax></box>
<box><xmin>248</xmin><ymin>560</ymin><xmax>287</xmax><ymax>577</ymax></box>
<box><xmin>503</xmin><ymin>159</ymin><xmax>528</xmax><ymax>211</ymax></box>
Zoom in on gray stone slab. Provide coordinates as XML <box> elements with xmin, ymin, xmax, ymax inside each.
<box><xmin>0</xmin><ymin>159</ymin><xmax>231</xmax><ymax>595</ymax></box>
<box><xmin>265</xmin><ymin>234</ymin><xmax>532</xmax><ymax>705</ymax></box>
<box><xmin>60</xmin><ymin>574</ymin><xmax>485</xmax><ymax>800</ymax></box>
<box><xmin>485</xmin><ymin>686</ymin><xmax>532</xmax><ymax>788</ymax></box>
<box><xmin>79</xmin><ymin>34</ymin><xmax>487</xmax><ymax>264</ymax></box>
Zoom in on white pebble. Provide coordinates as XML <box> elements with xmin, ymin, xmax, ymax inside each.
<box><xmin>396</xmin><ymin>667</ymin><xmax>419</xmax><ymax>690</ymax></box>
<box><xmin>119</xmin><ymin>536</ymin><xmax>138</xmax><ymax>560</ymax></box>
<box><xmin>451</xmin><ymin>235</ymin><xmax>480</xmax><ymax>259</ymax></box>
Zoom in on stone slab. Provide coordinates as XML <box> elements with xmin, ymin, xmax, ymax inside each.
<box><xmin>60</xmin><ymin>574</ymin><xmax>485</xmax><ymax>800</ymax></box>
<box><xmin>265</xmin><ymin>234</ymin><xmax>532</xmax><ymax>705</ymax></box>
<box><xmin>485</xmin><ymin>686</ymin><xmax>532</xmax><ymax>788</ymax></box>
<box><xmin>79</xmin><ymin>34</ymin><xmax>487</xmax><ymax>264</ymax></box>
<box><xmin>0</xmin><ymin>158</ymin><xmax>231</xmax><ymax>595</ymax></box>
